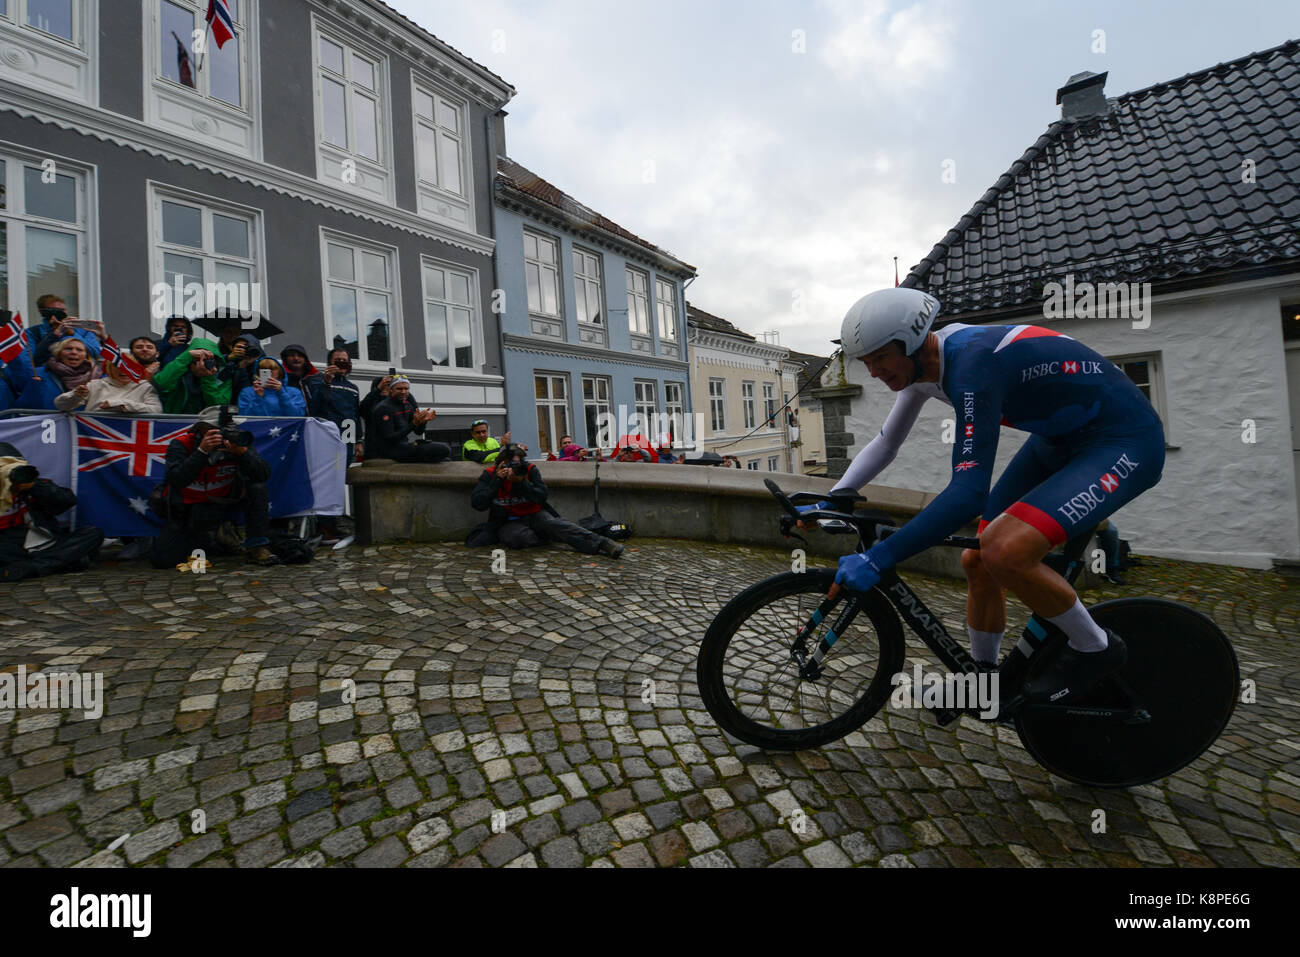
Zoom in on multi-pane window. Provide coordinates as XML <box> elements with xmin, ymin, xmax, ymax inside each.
<box><xmin>422</xmin><ymin>259</ymin><xmax>475</xmax><ymax>368</ymax></box>
<box><xmin>664</xmin><ymin>382</ymin><xmax>684</xmax><ymax>442</ymax></box>
<box><xmin>573</xmin><ymin>247</ymin><xmax>603</xmax><ymax>326</ymax></box>
<box><xmin>524</xmin><ymin>231</ymin><xmax>561</xmax><ymax>317</ymax></box>
<box><xmin>318</xmin><ymin>33</ymin><xmax>381</xmax><ymax>163</ymax></box>
<box><xmin>746</xmin><ymin>460</ymin><xmax>759</xmax><ymax>470</ymax></box>
<box><xmin>634</xmin><ymin>380</ymin><xmax>657</xmax><ymax>436</ymax></box>
<box><xmin>626</xmin><ymin>267</ymin><xmax>650</xmax><ymax>335</ymax></box>
<box><xmin>414</xmin><ymin>83</ymin><xmax>464</xmax><ymax>197</ymax></box>
<box><xmin>655</xmin><ymin>278</ymin><xmax>677</xmax><ymax>341</ymax></box>
<box><xmin>535</xmin><ymin>374</ymin><xmax>570</xmax><ymax>455</ymax></box>
<box><xmin>741</xmin><ymin>382</ymin><xmax>756</xmax><ymax>429</ymax></box>
<box><xmin>160</xmin><ymin>0</ymin><xmax>243</xmax><ymax>107</ymax></box>
<box><xmin>0</xmin><ymin>154</ymin><xmax>88</xmax><ymax>319</ymax></box>
<box><xmin>582</xmin><ymin>375</ymin><xmax>611</xmax><ymax>448</ymax></box>
<box><xmin>708</xmin><ymin>378</ymin><xmax>726</xmax><ymax>433</ymax></box>
<box><xmin>1110</xmin><ymin>353</ymin><xmax>1166</xmax><ymax>429</ymax></box>
<box><xmin>763</xmin><ymin>383</ymin><xmax>778</xmax><ymax>425</ymax></box>
<box><xmin>8</xmin><ymin>0</ymin><xmax>76</xmax><ymax>44</ymax></box>
<box><xmin>768</xmin><ymin>456</ymin><xmax>779</xmax><ymax>471</ymax></box>
<box><xmin>322</xmin><ymin>235</ymin><xmax>393</xmax><ymax>363</ymax></box>
<box><xmin>153</xmin><ymin>190</ymin><xmax>258</xmax><ymax>322</ymax></box>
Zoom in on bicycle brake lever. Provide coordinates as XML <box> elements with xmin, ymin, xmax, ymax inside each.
<box><xmin>779</xmin><ymin>518</ymin><xmax>808</xmax><ymax>546</ymax></box>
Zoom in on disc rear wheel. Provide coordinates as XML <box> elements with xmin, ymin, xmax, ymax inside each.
<box><xmin>1014</xmin><ymin>598</ymin><xmax>1239</xmax><ymax>788</ymax></box>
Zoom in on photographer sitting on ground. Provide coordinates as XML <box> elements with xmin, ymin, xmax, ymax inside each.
<box><xmin>0</xmin><ymin>442</ymin><xmax>104</xmax><ymax>583</ymax></box>
<box><xmin>150</xmin><ymin>408</ymin><xmax>279</xmax><ymax>568</ymax></box>
<box><xmin>470</xmin><ymin>444</ymin><xmax>623</xmax><ymax>558</ymax></box>
<box><xmin>369</xmin><ymin>375</ymin><xmax>451</xmax><ymax>463</ymax></box>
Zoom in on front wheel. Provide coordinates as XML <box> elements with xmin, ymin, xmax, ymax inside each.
<box><xmin>696</xmin><ymin>569</ymin><xmax>905</xmax><ymax>751</ymax></box>
<box><xmin>1014</xmin><ymin>598</ymin><xmax>1239</xmax><ymax>788</ymax></box>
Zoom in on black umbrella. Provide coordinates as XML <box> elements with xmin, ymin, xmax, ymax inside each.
<box><xmin>683</xmin><ymin>451</ymin><xmax>725</xmax><ymax>465</ymax></box>
<box><xmin>195</xmin><ymin>308</ymin><xmax>283</xmax><ymax>341</ymax></box>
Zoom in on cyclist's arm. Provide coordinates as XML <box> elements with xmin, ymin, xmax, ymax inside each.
<box><xmin>871</xmin><ymin>385</ymin><xmax>1001</xmax><ymax>569</ymax></box>
<box><xmin>829</xmin><ymin>387</ymin><xmax>929</xmax><ymax>496</ymax></box>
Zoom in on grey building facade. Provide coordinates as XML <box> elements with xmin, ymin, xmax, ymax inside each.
<box><xmin>0</xmin><ymin>0</ymin><xmax>514</xmax><ymax>436</ymax></box>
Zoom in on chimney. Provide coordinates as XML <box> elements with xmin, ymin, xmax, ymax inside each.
<box><xmin>492</xmin><ymin>110</ymin><xmax>508</xmax><ymax>157</ymax></box>
<box><xmin>1056</xmin><ymin>71</ymin><xmax>1109</xmax><ymax>120</ymax></box>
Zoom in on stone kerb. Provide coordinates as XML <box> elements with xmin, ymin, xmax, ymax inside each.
<box><xmin>350</xmin><ymin>460</ymin><xmax>978</xmax><ymax>579</ymax></box>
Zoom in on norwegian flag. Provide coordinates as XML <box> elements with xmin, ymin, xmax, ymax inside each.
<box><xmin>205</xmin><ymin>0</ymin><xmax>235</xmax><ymax>49</ymax></box>
<box><xmin>173</xmin><ymin>32</ymin><xmax>194</xmax><ymax>87</ymax></box>
<box><xmin>0</xmin><ymin>311</ymin><xmax>26</xmax><ymax>363</ymax></box>
<box><xmin>100</xmin><ymin>335</ymin><xmax>148</xmax><ymax>383</ymax></box>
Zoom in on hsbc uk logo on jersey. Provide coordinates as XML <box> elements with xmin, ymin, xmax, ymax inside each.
<box><xmin>1021</xmin><ymin>359</ymin><xmax>1104</xmax><ymax>384</ymax></box>
<box><xmin>961</xmin><ymin>392</ymin><xmax>976</xmax><ymax>455</ymax></box>
<box><xmin>1057</xmin><ymin>453</ymin><xmax>1140</xmax><ymax>524</ymax></box>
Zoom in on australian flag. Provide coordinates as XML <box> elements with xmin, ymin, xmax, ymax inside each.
<box><xmin>75</xmin><ymin>415</ymin><xmax>315</xmax><ymax>536</ymax></box>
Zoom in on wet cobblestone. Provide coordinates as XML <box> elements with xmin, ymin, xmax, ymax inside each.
<box><xmin>0</xmin><ymin>541</ymin><xmax>1296</xmax><ymax>867</ymax></box>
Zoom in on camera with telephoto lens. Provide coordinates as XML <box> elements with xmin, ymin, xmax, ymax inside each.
<box><xmin>496</xmin><ymin>445</ymin><xmax>527</xmax><ymax>479</ymax></box>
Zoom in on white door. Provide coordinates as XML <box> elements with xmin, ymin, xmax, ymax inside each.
<box><xmin>1287</xmin><ymin>344</ymin><xmax>1300</xmax><ymax>552</ymax></box>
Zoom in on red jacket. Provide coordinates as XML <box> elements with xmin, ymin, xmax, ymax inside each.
<box><xmin>171</xmin><ymin>431</ymin><xmax>238</xmax><ymax>504</ymax></box>
<box><xmin>471</xmin><ymin>463</ymin><xmax>545</xmax><ymax>519</ymax></box>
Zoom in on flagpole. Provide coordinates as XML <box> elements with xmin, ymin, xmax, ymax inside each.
<box><xmin>196</xmin><ymin>7</ymin><xmax>213</xmax><ymax>75</ymax></box>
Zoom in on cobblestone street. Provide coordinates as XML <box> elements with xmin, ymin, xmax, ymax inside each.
<box><xmin>1</xmin><ymin>540</ymin><xmax>1297</xmax><ymax>868</ymax></box>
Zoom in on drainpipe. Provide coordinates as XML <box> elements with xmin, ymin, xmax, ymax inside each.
<box><xmin>681</xmin><ymin>274</ymin><xmax>696</xmax><ymax>449</ymax></box>
<box><xmin>487</xmin><ymin>110</ymin><xmax>508</xmax><ymax>435</ymax></box>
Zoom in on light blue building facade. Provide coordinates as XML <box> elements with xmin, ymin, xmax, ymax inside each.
<box><xmin>494</xmin><ymin>157</ymin><xmax>697</xmax><ymax>456</ymax></box>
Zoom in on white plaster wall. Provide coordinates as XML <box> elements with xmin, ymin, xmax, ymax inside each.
<box><xmin>840</xmin><ymin>281</ymin><xmax>1300</xmax><ymax>567</ymax></box>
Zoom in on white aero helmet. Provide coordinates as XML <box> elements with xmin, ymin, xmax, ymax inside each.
<box><xmin>839</xmin><ymin>288</ymin><xmax>941</xmax><ymax>360</ymax></box>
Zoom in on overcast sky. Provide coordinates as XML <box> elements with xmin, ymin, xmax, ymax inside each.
<box><xmin>394</xmin><ymin>0</ymin><xmax>1300</xmax><ymax>354</ymax></box>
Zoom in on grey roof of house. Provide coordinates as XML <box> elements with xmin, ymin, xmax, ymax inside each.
<box><xmin>902</xmin><ymin>39</ymin><xmax>1300</xmax><ymax>319</ymax></box>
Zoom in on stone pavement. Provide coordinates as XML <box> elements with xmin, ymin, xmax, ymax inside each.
<box><xmin>0</xmin><ymin>540</ymin><xmax>1296</xmax><ymax>868</ymax></box>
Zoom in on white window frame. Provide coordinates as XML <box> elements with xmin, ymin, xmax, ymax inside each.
<box><xmin>573</xmin><ymin>245</ymin><xmax>605</xmax><ymax>328</ymax></box>
<box><xmin>147</xmin><ymin>181</ymin><xmax>265</xmax><ymax>333</ymax></box>
<box><xmin>655</xmin><ymin>277</ymin><xmax>678</xmax><ymax>342</ymax></box>
<box><xmin>582</xmin><ymin>374</ymin><xmax>612</xmax><ymax>448</ymax></box>
<box><xmin>318</xmin><ymin>228</ymin><xmax>401</xmax><ymax>368</ymax></box>
<box><xmin>310</xmin><ymin>16</ymin><xmax>393</xmax><ymax>205</ymax></box>
<box><xmin>741</xmin><ymin>380</ymin><xmax>756</xmax><ymax>430</ymax></box>
<box><xmin>708</xmin><ymin>377</ymin><xmax>726</xmax><ymax>433</ymax></box>
<box><xmin>746</xmin><ymin>460</ymin><xmax>759</xmax><ymax>471</ymax></box>
<box><xmin>410</xmin><ymin>74</ymin><xmax>474</xmax><ymax>232</ymax></box>
<box><xmin>0</xmin><ymin>0</ymin><xmax>98</xmax><ymax>106</ymax></box>
<box><xmin>1108</xmin><ymin>351</ymin><xmax>1170</xmax><ymax>442</ymax></box>
<box><xmin>0</xmin><ymin>144</ymin><xmax>98</xmax><ymax>326</ymax></box>
<box><xmin>626</xmin><ymin>266</ymin><xmax>650</xmax><ymax>337</ymax></box>
<box><xmin>763</xmin><ymin>382</ymin><xmax>778</xmax><ymax>425</ymax></box>
<box><xmin>535</xmin><ymin>372</ymin><xmax>571</xmax><ymax>456</ymax></box>
<box><xmin>144</xmin><ymin>0</ymin><xmax>260</xmax><ymax>160</ymax></box>
<box><xmin>420</xmin><ymin>254</ymin><xmax>483</xmax><ymax>373</ymax></box>
<box><xmin>664</xmin><ymin>381</ymin><xmax>684</xmax><ymax>442</ymax></box>
<box><xmin>523</xmin><ymin>228</ymin><xmax>563</xmax><ymax>320</ymax></box>
<box><xmin>633</xmin><ymin>379</ymin><xmax>657</xmax><ymax>436</ymax></box>
<box><xmin>768</xmin><ymin>456</ymin><xmax>779</xmax><ymax>471</ymax></box>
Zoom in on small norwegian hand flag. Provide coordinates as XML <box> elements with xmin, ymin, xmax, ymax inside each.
<box><xmin>101</xmin><ymin>335</ymin><xmax>148</xmax><ymax>383</ymax></box>
<box><xmin>206</xmin><ymin>0</ymin><xmax>235</xmax><ymax>49</ymax></box>
<box><xmin>0</xmin><ymin>311</ymin><xmax>27</xmax><ymax>364</ymax></box>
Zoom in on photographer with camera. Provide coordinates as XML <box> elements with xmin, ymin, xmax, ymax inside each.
<box><xmin>28</xmin><ymin>294</ymin><xmax>102</xmax><ymax>360</ymax></box>
<box><xmin>369</xmin><ymin>375</ymin><xmax>451</xmax><ymax>463</ymax></box>
<box><xmin>150</xmin><ymin>407</ymin><xmax>279</xmax><ymax>568</ymax></box>
<box><xmin>153</xmin><ymin>336</ymin><xmax>228</xmax><ymax>414</ymax></box>
<box><xmin>470</xmin><ymin>444</ymin><xmax>623</xmax><ymax>558</ymax></box>
<box><xmin>0</xmin><ymin>442</ymin><xmax>105</xmax><ymax>583</ymax></box>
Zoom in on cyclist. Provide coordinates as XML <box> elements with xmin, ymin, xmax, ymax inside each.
<box><xmin>803</xmin><ymin>287</ymin><xmax>1165</xmax><ymax>702</ymax></box>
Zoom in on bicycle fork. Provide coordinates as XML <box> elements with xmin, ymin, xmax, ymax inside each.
<box><xmin>791</xmin><ymin>584</ymin><xmax>860</xmax><ymax>680</ymax></box>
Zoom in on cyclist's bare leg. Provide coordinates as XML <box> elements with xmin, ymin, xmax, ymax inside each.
<box><xmin>961</xmin><ymin>547</ymin><xmax>1007</xmax><ymax>663</ymax></box>
<box><xmin>978</xmin><ymin>513</ymin><xmax>1108</xmax><ymax>652</ymax></box>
